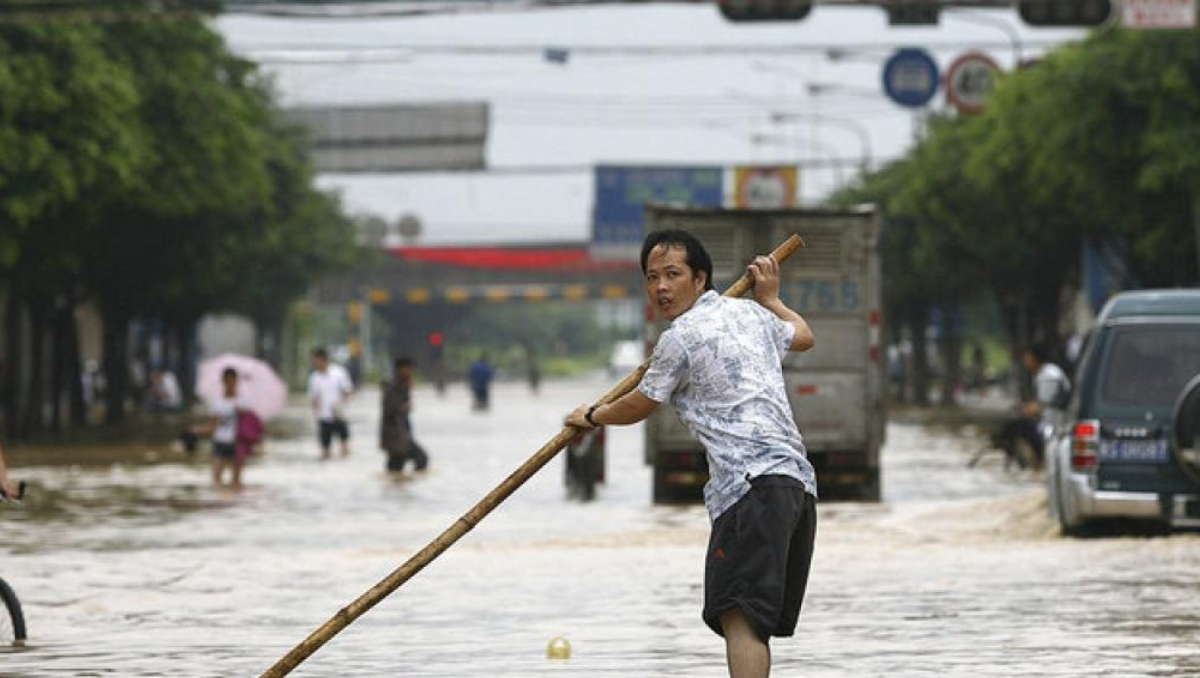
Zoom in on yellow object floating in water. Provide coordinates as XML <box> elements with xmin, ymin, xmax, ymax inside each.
<box><xmin>546</xmin><ymin>636</ymin><xmax>571</xmax><ymax>660</ymax></box>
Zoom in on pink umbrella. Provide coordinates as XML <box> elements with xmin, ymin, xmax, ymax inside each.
<box><xmin>195</xmin><ymin>353</ymin><xmax>289</xmax><ymax>420</ymax></box>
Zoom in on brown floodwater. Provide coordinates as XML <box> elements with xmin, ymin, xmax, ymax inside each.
<box><xmin>1</xmin><ymin>374</ymin><xmax>1198</xmax><ymax>677</ymax></box>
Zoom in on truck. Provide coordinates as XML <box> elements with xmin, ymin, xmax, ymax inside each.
<box><xmin>643</xmin><ymin>205</ymin><xmax>885</xmax><ymax>503</ymax></box>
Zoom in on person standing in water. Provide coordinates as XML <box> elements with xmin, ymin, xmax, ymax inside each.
<box><xmin>567</xmin><ymin>229</ymin><xmax>818</xmax><ymax>678</ymax></box>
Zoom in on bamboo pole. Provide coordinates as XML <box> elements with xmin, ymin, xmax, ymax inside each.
<box><xmin>258</xmin><ymin>233</ymin><xmax>806</xmax><ymax>678</ymax></box>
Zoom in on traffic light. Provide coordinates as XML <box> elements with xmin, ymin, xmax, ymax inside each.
<box><xmin>1017</xmin><ymin>0</ymin><xmax>1112</xmax><ymax>26</ymax></box>
<box><xmin>717</xmin><ymin>0</ymin><xmax>813</xmax><ymax>23</ymax></box>
<box><xmin>886</xmin><ymin>3</ymin><xmax>940</xmax><ymax>25</ymax></box>
<box><xmin>428</xmin><ymin>332</ymin><xmax>444</xmax><ymax>362</ymax></box>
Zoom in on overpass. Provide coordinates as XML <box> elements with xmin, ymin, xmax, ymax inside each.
<box><xmin>315</xmin><ymin>241</ymin><xmax>645</xmax><ymax>369</ymax></box>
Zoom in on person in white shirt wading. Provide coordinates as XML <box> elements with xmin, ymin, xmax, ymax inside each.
<box><xmin>567</xmin><ymin>229</ymin><xmax>818</xmax><ymax>678</ymax></box>
<box><xmin>308</xmin><ymin>348</ymin><xmax>355</xmax><ymax>459</ymax></box>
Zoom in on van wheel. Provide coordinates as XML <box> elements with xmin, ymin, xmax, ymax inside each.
<box><xmin>1052</xmin><ymin>470</ymin><xmax>1085</xmax><ymax>537</ymax></box>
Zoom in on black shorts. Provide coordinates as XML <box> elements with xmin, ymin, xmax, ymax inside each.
<box><xmin>212</xmin><ymin>442</ymin><xmax>237</xmax><ymax>460</ymax></box>
<box><xmin>319</xmin><ymin>419</ymin><xmax>350</xmax><ymax>448</ymax></box>
<box><xmin>703</xmin><ymin>475</ymin><xmax>817</xmax><ymax>642</ymax></box>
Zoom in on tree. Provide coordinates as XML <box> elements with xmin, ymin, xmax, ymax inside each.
<box><xmin>0</xmin><ymin>21</ymin><xmax>144</xmax><ymax>436</ymax></box>
<box><xmin>84</xmin><ymin>17</ymin><xmax>275</xmax><ymax>423</ymax></box>
<box><xmin>227</xmin><ymin>118</ymin><xmax>360</xmax><ymax>367</ymax></box>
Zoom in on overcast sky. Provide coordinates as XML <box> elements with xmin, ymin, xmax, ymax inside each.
<box><xmin>217</xmin><ymin>5</ymin><xmax>1084</xmax><ymax>246</ymax></box>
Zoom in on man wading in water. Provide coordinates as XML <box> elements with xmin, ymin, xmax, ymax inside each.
<box><xmin>567</xmin><ymin>229</ymin><xmax>818</xmax><ymax>678</ymax></box>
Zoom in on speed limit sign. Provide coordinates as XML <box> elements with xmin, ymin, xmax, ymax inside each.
<box><xmin>734</xmin><ymin>166</ymin><xmax>798</xmax><ymax>208</ymax></box>
<box><xmin>945</xmin><ymin>52</ymin><xmax>1002</xmax><ymax>115</ymax></box>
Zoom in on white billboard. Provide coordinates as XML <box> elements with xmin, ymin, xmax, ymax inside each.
<box><xmin>285</xmin><ymin>102</ymin><xmax>488</xmax><ymax>173</ymax></box>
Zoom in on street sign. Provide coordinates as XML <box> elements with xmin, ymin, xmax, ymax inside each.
<box><xmin>1122</xmin><ymin>0</ymin><xmax>1197</xmax><ymax>27</ymax></box>
<box><xmin>734</xmin><ymin>166</ymin><xmax>798</xmax><ymax>208</ymax></box>
<box><xmin>881</xmin><ymin>48</ymin><xmax>939</xmax><ymax>109</ymax></box>
<box><xmin>592</xmin><ymin>165</ymin><xmax>723</xmax><ymax>258</ymax></box>
<box><xmin>945</xmin><ymin>52</ymin><xmax>1002</xmax><ymax>115</ymax></box>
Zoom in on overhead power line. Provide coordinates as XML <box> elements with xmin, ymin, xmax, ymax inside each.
<box><xmin>320</xmin><ymin>158</ymin><xmax>897</xmax><ymax>176</ymax></box>
<box><xmin>245</xmin><ymin>39</ymin><xmax>1070</xmax><ymax>63</ymax></box>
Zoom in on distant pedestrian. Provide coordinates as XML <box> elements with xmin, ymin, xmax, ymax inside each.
<box><xmin>192</xmin><ymin>367</ymin><xmax>248</xmax><ymax>489</ymax></box>
<box><xmin>1017</xmin><ymin>343</ymin><xmax>1071</xmax><ymax>466</ymax></box>
<box><xmin>0</xmin><ymin>435</ymin><xmax>24</xmax><ymax>500</ymax></box>
<box><xmin>468</xmin><ymin>353</ymin><xmax>494</xmax><ymax>411</ymax></box>
<box><xmin>525</xmin><ymin>345</ymin><xmax>541</xmax><ymax>395</ymax></box>
<box><xmin>380</xmin><ymin>357</ymin><xmax>429</xmax><ymax>473</ymax></box>
<box><xmin>146</xmin><ymin>366</ymin><xmax>183</xmax><ymax>412</ymax></box>
<box><xmin>308</xmin><ymin>348</ymin><xmax>354</xmax><ymax>459</ymax></box>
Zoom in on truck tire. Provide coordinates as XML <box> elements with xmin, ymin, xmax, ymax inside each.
<box><xmin>652</xmin><ymin>466</ymin><xmax>673</xmax><ymax>504</ymax></box>
<box><xmin>860</xmin><ymin>469</ymin><xmax>882</xmax><ymax>502</ymax></box>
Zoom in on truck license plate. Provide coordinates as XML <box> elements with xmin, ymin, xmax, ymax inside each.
<box><xmin>1099</xmin><ymin>439</ymin><xmax>1167</xmax><ymax>463</ymax></box>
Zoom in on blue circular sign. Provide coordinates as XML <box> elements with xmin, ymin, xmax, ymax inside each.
<box><xmin>881</xmin><ymin>48</ymin><xmax>939</xmax><ymax>109</ymax></box>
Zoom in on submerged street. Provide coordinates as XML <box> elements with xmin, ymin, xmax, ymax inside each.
<box><xmin>2</xmin><ymin>374</ymin><xmax>1199</xmax><ymax>677</ymax></box>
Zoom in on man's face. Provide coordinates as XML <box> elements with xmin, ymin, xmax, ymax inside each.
<box><xmin>313</xmin><ymin>355</ymin><xmax>328</xmax><ymax>371</ymax></box>
<box><xmin>645</xmin><ymin>244</ymin><xmax>707</xmax><ymax>321</ymax></box>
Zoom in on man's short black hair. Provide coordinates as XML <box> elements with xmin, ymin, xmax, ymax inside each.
<box><xmin>312</xmin><ymin>347</ymin><xmax>328</xmax><ymax>360</ymax></box>
<box><xmin>222</xmin><ymin>367</ymin><xmax>238</xmax><ymax>380</ymax></box>
<box><xmin>640</xmin><ymin>229</ymin><xmax>715</xmax><ymax>291</ymax></box>
<box><xmin>395</xmin><ymin>357</ymin><xmax>414</xmax><ymax>370</ymax></box>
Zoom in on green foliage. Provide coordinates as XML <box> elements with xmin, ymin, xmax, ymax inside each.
<box><xmin>0</xmin><ymin>21</ymin><xmax>143</xmax><ymax>282</ymax></box>
<box><xmin>0</xmin><ymin>16</ymin><xmax>357</xmax><ymax>323</ymax></box>
<box><xmin>0</xmin><ymin>14</ymin><xmax>359</xmax><ymax>430</ymax></box>
<box><xmin>834</xmin><ymin>26</ymin><xmax>1200</xmax><ymax>355</ymax></box>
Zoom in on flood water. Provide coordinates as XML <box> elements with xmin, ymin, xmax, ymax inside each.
<box><xmin>2</xmin><ymin>373</ymin><xmax>1199</xmax><ymax>677</ymax></box>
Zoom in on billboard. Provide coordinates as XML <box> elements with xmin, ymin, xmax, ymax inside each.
<box><xmin>592</xmin><ymin>165</ymin><xmax>724</xmax><ymax>255</ymax></box>
<box><xmin>285</xmin><ymin>102</ymin><xmax>488</xmax><ymax>173</ymax></box>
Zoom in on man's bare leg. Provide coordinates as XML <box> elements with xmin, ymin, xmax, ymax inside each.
<box><xmin>720</xmin><ymin>609</ymin><xmax>770</xmax><ymax>678</ymax></box>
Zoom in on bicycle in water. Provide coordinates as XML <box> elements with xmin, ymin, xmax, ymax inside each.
<box><xmin>1</xmin><ymin>481</ymin><xmax>27</xmax><ymax>646</ymax></box>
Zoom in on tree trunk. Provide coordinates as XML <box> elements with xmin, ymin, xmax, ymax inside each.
<box><xmin>2</xmin><ymin>293</ymin><xmax>20</xmax><ymax>439</ymax></box>
<box><xmin>64</xmin><ymin>303</ymin><xmax>87</xmax><ymax>428</ymax></box>
<box><xmin>51</xmin><ymin>302</ymin><xmax>67</xmax><ymax>433</ymax></box>
<box><xmin>176</xmin><ymin>319</ymin><xmax>197</xmax><ymax>408</ymax></box>
<box><xmin>21</xmin><ymin>299</ymin><xmax>47</xmax><ymax>437</ymax></box>
<box><xmin>908</xmin><ymin>303</ymin><xmax>930</xmax><ymax>407</ymax></box>
<box><xmin>102</xmin><ymin>307</ymin><xmax>131</xmax><ymax>426</ymax></box>
<box><xmin>939</xmin><ymin>303</ymin><xmax>962</xmax><ymax>406</ymax></box>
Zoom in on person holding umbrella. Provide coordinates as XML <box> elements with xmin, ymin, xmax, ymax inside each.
<box><xmin>192</xmin><ymin>354</ymin><xmax>288</xmax><ymax>489</ymax></box>
<box><xmin>192</xmin><ymin>367</ymin><xmax>248</xmax><ymax>489</ymax></box>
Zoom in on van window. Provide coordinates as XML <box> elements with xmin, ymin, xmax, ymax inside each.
<box><xmin>1098</xmin><ymin>326</ymin><xmax>1200</xmax><ymax>416</ymax></box>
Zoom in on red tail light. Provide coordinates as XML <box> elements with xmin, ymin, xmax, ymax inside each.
<box><xmin>1071</xmin><ymin>419</ymin><xmax>1100</xmax><ymax>471</ymax></box>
